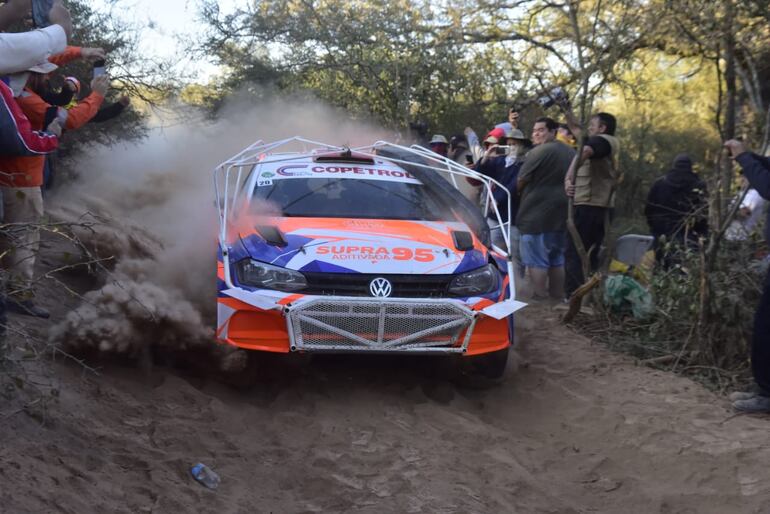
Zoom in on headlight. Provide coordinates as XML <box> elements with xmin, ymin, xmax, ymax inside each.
<box><xmin>448</xmin><ymin>264</ymin><xmax>499</xmax><ymax>296</ymax></box>
<box><xmin>236</xmin><ymin>259</ymin><xmax>307</xmax><ymax>292</ymax></box>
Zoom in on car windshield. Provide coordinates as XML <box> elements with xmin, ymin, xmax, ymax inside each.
<box><xmin>252</xmin><ymin>177</ymin><xmax>457</xmax><ymax>221</ymax></box>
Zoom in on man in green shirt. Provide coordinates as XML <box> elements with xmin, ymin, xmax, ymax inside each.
<box><xmin>517</xmin><ymin>117</ymin><xmax>575</xmax><ymax>299</ymax></box>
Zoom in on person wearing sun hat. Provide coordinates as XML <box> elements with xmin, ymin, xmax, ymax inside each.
<box><xmin>428</xmin><ymin>134</ymin><xmax>449</xmax><ymax>157</ymax></box>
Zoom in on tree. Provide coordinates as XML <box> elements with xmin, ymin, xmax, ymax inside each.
<box><xmin>195</xmin><ymin>0</ymin><xmax>527</xmax><ymax>133</ymax></box>
<box><xmin>42</xmin><ymin>1</ymin><xmax>178</xmax><ymax>166</ymax></box>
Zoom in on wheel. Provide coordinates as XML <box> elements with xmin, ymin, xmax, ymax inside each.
<box><xmin>468</xmin><ymin>346</ymin><xmax>509</xmax><ymax>381</ymax></box>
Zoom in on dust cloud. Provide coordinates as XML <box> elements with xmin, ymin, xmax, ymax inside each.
<box><xmin>47</xmin><ymin>97</ymin><xmax>392</xmax><ymax>358</ymax></box>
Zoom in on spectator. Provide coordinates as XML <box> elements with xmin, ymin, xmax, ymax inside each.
<box><xmin>464</xmin><ymin>126</ymin><xmax>506</xmax><ymax>166</ymax></box>
<box><xmin>723</xmin><ymin>139</ymin><xmax>770</xmax><ymax>412</ymax></box>
<box><xmin>725</xmin><ymin>177</ymin><xmax>768</xmax><ymax>242</ymax></box>
<box><xmin>516</xmin><ymin>117</ymin><xmax>575</xmax><ymax>300</ymax></box>
<box><xmin>35</xmin><ymin>74</ymin><xmax>129</xmax><ymax>123</ymax></box>
<box><xmin>0</xmin><ymin>0</ymin><xmax>71</xmax><ymax>73</ymax></box>
<box><xmin>38</xmin><ymin>75</ymin><xmax>78</xmax><ymax>107</ymax></box>
<box><xmin>0</xmin><ymin>49</ymin><xmax>109</xmax><ymax>318</ymax></box>
<box><xmin>556</xmin><ymin>123</ymin><xmax>577</xmax><ymax>149</ymax></box>
<box><xmin>0</xmin><ymin>0</ymin><xmax>72</xmax><ymax>335</ymax></box>
<box><xmin>448</xmin><ymin>134</ymin><xmax>470</xmax><ymax>165</ymax></box>
<box><xmin>28</xmin><ymin>73</ymin><xmax>129</xmax><ymax>189</ymax></box>
<box><xmin>563</xmin><ymin>112</ymin><xmax>620</xmax><ymax>297</ymax></box>
<box><xmin>408</xmin><ymin>120</ymin><xmax>429</xmax><ymax>147</ymax></box>
<box><xmin>644</xmin><ymin>154</ymin><xmax>708</xmax><ymax>267</ymax></box>
<box><xmin>0</xmin><ymin>0</ymin><xmax>73</xmax><ymax>155</ymax></box>
<box><xmin>476</xmin><ymin>129</ymin><xmax>528</xmax><ymax>274</ymax></box>
<box><xmin>428</xmin><ymin>134</ymin><xmax>449</xmax><ymax>158</ymax></box>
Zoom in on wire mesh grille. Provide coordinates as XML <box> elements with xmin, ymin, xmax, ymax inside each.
<box><xmin>288</xmin><ymin>299</ymin><xmax>474</xmax><ymax>352</ymax></box>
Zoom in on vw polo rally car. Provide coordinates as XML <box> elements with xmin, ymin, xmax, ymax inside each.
<box><xmin>214</xmin><ymin>138</ymin><xmax>525</xmax><ymax>378</ymax></box>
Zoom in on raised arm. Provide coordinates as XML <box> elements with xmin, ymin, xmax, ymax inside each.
<box><xmin>725</xmin><ymin>140</ymin><xmax>770</xmax><ymax>200</ymax></box>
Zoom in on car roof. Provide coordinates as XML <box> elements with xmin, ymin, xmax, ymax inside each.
<box><xmin>254</xmin><ymin>153</ymin><xmax>423</xmax><ymax>186</ymax></box>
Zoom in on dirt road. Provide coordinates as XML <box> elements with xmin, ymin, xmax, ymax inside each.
<box><xmin>3</xmin><ymin>303</ymin><xmax>770</xmax><ymax>514</ymax></box>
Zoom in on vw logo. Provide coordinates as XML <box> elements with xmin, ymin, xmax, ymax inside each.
<box><xmin>369</xmin><ymin>277</ymin><xmax>393</xmax><ymax>298</ymax></box>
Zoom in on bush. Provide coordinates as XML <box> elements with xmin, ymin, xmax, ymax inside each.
<box><xmin>574</xmin><ymin>238</ymin><xmax>766</xmax><ymax>392</ymax></box>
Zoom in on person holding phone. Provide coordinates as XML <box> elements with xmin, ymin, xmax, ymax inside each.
<box><xmin>473</xmin><ymin>130</ymin><xmax>528</xmax><ymax>258</ymax></box>
<box><xmin>0</xmin><ymin>0</ymin><xmax>74</xmax><ymax>156</ymax></box>
<box><xmin>0</xmin><ymin>46</ymin><xmax>108</xmax><ymax>318</ymax></box>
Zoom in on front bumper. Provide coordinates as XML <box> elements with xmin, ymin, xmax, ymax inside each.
<box><xmin>287</xmin><ymin>297</ymin><xmax>476</xmax><ymax>353</ymax></box>
<box><xmin>216</xmin><ymin>293</ymin><xmax>512</xmax><ymax>355</ymax></box>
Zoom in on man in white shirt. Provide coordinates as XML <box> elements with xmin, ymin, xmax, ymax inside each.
<box><xmin>0</xmin><ymin>0</ymin><xmax>71</xmax><ymax>155</ymax></box>
<box><xmin>0</xmin><ymin>0</ymin><xmax>71</xmax><ymax>74</ymax></box>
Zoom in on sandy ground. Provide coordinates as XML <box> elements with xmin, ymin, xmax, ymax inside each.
<box><xmin>3</xmin><ymin>286</ymin><xmax>770</xmax><ymax>514</ymax></box>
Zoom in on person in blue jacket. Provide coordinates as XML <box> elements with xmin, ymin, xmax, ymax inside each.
<box><xmin>724</xmin><ymin>139</ymin><xmax>770</xmax><ymax>412</ymax></box>
<box><xmin>474</xmin><ymin>129</ymin><xmax>529</xmax><ymax>275</ymax></box>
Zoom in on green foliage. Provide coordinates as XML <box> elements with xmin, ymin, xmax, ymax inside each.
<box><xmin>195</xmin><ymin>0</ymin><xmax>528</xmax><ymax>133</ymax></box>
<box><xmin>576</xmin><ymin>240</ymin><xmax>765</xmax><ymax>391</ymax></box>
<box><xmin>45</xmin><ymin>0</ymin><xmax>180</xmax><ymax>160</ymax></box>
<box><xmin>602</xmin><ymin>53</ymin><xmax>722</xmax><ymax>223</ymax></box>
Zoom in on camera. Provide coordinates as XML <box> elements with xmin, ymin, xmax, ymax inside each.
<box><xmin>537</xmin><ymin>87</ymin><xmax>568</xmax><ymax>109</ymax></box>
<box><xmin>93</xmin><ymin>59</ymin><xmax>106</xmax><ymax>78</ymax></box>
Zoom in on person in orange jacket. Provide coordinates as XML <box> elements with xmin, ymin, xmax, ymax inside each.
<box><xmin>0</xmin><ymin>45</ymin><xmax>107</xmax><ymax>318</ymax></box>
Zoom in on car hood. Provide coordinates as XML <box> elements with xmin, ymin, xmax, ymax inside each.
<box><xmin>230</xmin><ymin>217</ymin><xmax>488</xmax><ymax>275</ymax></box>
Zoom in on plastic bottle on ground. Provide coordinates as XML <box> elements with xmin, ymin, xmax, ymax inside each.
<box><xmin>190</xmin><ymin>463</ymin><xmax>220</xmax><ymax>489</ymax></box>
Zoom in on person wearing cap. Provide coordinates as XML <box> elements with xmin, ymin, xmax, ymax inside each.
<box><xmin>723</xmin><ymin>139</ymin><xmax>770</xmax><ymax>412</ymax></box>
<box><xmin>0</xmin><ymin>46</ymin><xmax>108</xmax><ymax>318</ymax></box>
<box><xmin>31</xmin><ymin>73</ymin><xmax>129</xmax><ymax>189</ymax></box>
<box><xmin>562</xmin><ymin>112</ymin><xmax>620</xmax><ymax>297</ymax></box>
<box><xmin>516</xmin><ymin>117</ymin><xmax>575</xmax><ymax>300</ymax></box>
<box><xmin>36</xmin><ymin>75</ymin><xmax>129</xmax><ymax>123</ymax></box>
<box><xmin>477</xmin><ymin>128</ymin><xmax>529</xmax><ymax>276</ymax></box>
<box><xmin>644</xmin><ymin>154</ymin><xmax>708</xmax><ymax>268</ymax></box>
<box><xmin>428</xmin><ymin>134</ymin><xmax>449</xmax><ymax>158</ymax></box>
<box><xmin>0</xmin><ymin>0</ymin><xmax>73</xmax><ymax>336</ymax></box>
<box><xmin>36</xmin><ymin>75</ymin><xmax>79</xmax><ymax>108</ymax></box>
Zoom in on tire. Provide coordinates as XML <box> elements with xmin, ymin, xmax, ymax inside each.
<box><xmin>468</xmin><ymin>346</ymin><xmax>509</xmax><ymax>381</ymax></box>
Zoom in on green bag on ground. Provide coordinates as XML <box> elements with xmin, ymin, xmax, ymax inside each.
<box><xmin>603</xmin><ymin>275</ymin><xmax>653</xmax><ymax>319</ymax></box>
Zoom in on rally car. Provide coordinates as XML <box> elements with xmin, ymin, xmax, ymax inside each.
<box><xmin>213</xmin><ymin>137</ymin><xmax>525</xmax><ymax>378</ymax></box>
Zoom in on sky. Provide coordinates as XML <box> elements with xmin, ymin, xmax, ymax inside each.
<box><xmin>92</xmin><ymin>0</ymin><xmax>241</xmax><ymax>80</ymax></box>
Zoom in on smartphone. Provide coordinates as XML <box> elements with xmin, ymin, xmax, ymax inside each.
<box><xmin>93</xmin><ymin>59</ymin><xmax>106</xmax><ymax>78</ymax></box>
<box><xmin>495</xmin><ymin>146</ymin><xmax>509</xmax><ymax>156</ymax></box>
<box><xmin>465</xmin><ymin>154</ymin><xmax>474</xmax><ymax>164</ymax></box>
<box><xmin>31</xmin><ymin>0</ymin><xmax>55</xmax><ymax>28</ymax></box>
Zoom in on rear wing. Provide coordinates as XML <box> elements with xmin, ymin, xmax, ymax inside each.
<box><xmin>213</xmin><ymin>137</ymin><xmax>517</xmax><ymax>296</ymax></box>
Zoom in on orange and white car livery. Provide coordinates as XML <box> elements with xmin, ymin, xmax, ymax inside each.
<box><xmin>214</xmin><ymin>138</ymin><xmax>525</xmax><ymax>377</ymax></box>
